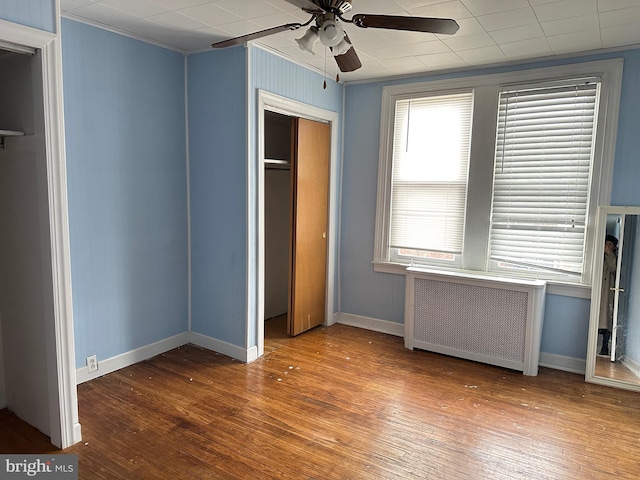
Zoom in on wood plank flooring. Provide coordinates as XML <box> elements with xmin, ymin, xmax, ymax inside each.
<box><xmin>2</xmin><ymin>323</ymin><xmax>640</xmax><ymax>479</ymax></box>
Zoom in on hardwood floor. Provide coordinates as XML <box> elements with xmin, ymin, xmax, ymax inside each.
<box><xmin>2</xmin><ymin>323</ymin><xmax>640</xmax><ymax>479</ymax></box>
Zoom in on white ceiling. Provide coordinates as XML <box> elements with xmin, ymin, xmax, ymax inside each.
<box><xmin>60</xmin><ymin>0</ymin><xmax>640</xmax><ymax>82</ymax></box>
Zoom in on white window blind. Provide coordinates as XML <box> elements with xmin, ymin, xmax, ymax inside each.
<box><xmin>390</xmin><ymin>92</ymin><xmax>473</xmax><ymax>254</ymax></box>
<box><xmin>490</xmin><ymin>82</ymin><xmax>599</xmax><ymax>276</ymax></box>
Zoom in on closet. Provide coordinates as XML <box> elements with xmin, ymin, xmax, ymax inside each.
<box><xmin>263</xmin><ymin>110</ymin><xmax>331</xmax><ymax>337</ymax></box>
<box><xmin>0</xmin><ymin>46</ymin><xmax>58</xmax><ymax>440</ymax></box>
<box><xmin>264</xmin><ymin>111</ymin><xmax>292</xmax><ymax>324</ymax></box>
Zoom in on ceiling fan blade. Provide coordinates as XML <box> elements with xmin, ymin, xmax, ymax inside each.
<box><xmin>212</xmin><ymin>23</ymin><xmax>303</xmax><ymax>48</ymax></box>
<box><xmin>334</xmin><ymin>46</ymin><xmax>362</xmax><ymax>72</ymax></box>
<box><xmin>283</xmin><ymin>0</ymin><xmax>325</xmax><ymax>14</ymax></box>
<box><xmin>351</xmin><ymin>14</ymin><xmax>459</xmax><ymax>35</ymax></box>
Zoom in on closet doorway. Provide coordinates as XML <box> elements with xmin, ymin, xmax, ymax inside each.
<box><xmin>264</xmin><ymin>112</ymin><xmax>330</xmax><ymax>338</ymax></box>
<box><xmin>0</xmin><ymin>21</ymin><xmax>79</xmax><ymax>448</ymax></box>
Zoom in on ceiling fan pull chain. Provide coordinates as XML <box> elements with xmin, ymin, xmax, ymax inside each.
<box><xmin>323</xmin><ymin>45</ymin><xmax>327</xmax><ymax>89</ymax></box>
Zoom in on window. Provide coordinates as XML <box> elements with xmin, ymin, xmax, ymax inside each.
<box><xmin>374</xmin><ymin>60</ymin><xmax>623</xmax><ymax>288</ymax></box>
<box><xmin>389</xmin><ymin>92</ymin><xmax>473</xmax><ymax>267</ymax></box>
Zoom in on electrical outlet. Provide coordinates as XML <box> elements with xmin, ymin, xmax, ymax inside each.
<box><xmin>87</xmin><ymin>354</ymin><xmax>98</xmax><ymax>373</ymax></box>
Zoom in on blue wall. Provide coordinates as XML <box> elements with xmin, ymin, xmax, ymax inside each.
<box><xmin>340</xmin><ymin>49</ymin><xmax>640</xmax><ymax>361</ymax></box>
<box><xmin>187</xmin><ymin>46</ymin><xmax>344</xmax><ymax>350</ymax></box>
<box><xmin>0</xmin><ymin>0</ymin><xmax>55</xmax><ymax>33</ymax></box>
<box><xmin>62</xmin><ymin>19</ymin><xmax>188</xmax><ymax>367</ymax></box>
<box><xmin>188</xmin><ymin>47</ymin><xmax>248</xmax><ymax>347</ymax></box>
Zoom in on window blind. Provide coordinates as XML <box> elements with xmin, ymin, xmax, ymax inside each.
<box><xmin>490</xmin><ymin>82</ymin><xmax>599</xmax><ymax>275</ymax></box>
<box><xmin>390</xmin><ymin>92</ymin><xmax>473</xmax><ymax>254</ymax></box>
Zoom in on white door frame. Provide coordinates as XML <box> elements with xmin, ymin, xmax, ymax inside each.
<box><xmin>0</xmin><ymin>17</ymin><xmax>81</xmax><ymax>448</ymax></box>
<box><xmin>256</xmin><ymin>90</ymin><xmax>339</xmax><ymax>358</ymax></box>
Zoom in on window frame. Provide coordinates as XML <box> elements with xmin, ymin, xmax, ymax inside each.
<box><xmin>373</xmin><ymin>59</ymin><xmax>623</xmax><ymax>296</ymax></box>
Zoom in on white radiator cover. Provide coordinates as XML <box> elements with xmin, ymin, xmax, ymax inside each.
<box><xmin>404</xmin><ymin>268</ymin><xmax>546</xmax><ymax>376</ymax></box>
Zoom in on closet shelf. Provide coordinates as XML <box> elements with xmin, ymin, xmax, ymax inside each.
<box><xmin>265</xmin><ymin>158</ymin><xmax>290</xmax><ymax>170</ymax></box>
<box><xmin>0</xmin><ymin>129</ymin><xmax>25</xmax><ymax>148</ymax></box>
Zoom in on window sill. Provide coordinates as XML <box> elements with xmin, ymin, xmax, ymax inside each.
<box><xmin>372</xmin><ymin>261</ymin><xmax>591</xmax><ymax>299</ymax></box>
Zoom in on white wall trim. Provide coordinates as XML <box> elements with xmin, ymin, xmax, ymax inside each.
<box><xmin>190</xmin><ymin>332</ymin><xmax>256</xmax><ymax>363</ymax></box>
<box><xmin>76</xmin><ymin>333</ymin><xmax>191</xmax><ymax>384</ymax></box>
<box><xmin>334</xmin><ymin>312</ymin><xmax>404</xmax><ymax>337</ymax></box>
<box><xmin>539</xmin><ymin>352</ymin><xmax>586</xmax><ymax>375</ymax></box>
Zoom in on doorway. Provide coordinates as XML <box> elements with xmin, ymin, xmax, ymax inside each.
<box><xmin>0</xmin><ymin>21</ymin><xmax>79</xmax><ymax>448</ymax></box>
<box><xmin>264</xmin><ymin>112</ymin><xmax>331</xmax><ymax>342</ymax></box>
<box><xmin>256</xmin><ymin>91</ymin><xmax>339</xmax><ymax>358</ymax></box>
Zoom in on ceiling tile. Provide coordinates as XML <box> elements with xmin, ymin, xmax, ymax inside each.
<box><xmin>217</xmin><ymin>20</ymin><xmax>265</xmax><ymax>37</ymax></box>
<box><xmin>179</xmin><ymin>3</ymin><xmax>244</xmax><ymax>26</ymax></box>
<box><xmin>460</xmin><ymin>0</ymin><xmax>530</xmax><ymax>16</ymax></box>
<box><xmin>61</xmin><ymin>0</ymin><xmax>100</xmax><ymax>10</ymax></box>
<box><xmin>378</xmin><ymin>29</ymin><xmax>438</xmax><ymax>46</ymax></box>
<box><xmin>100</xmin><ymin>0</ymin><xmax>168</xmax><ymax>18</ymax></box>
<box><xmin>416</xmin><ymin>51</ymin><xmax>466</xmax><ymax>68</ymax></box>
<box><xmin>67</xmin><ymin>3</ymin><xmax>138</xmax><ymax>26</ymax></box>
<box><xmin>528</xmin><ymin>0</ymin><xmax>563</xmax><ymax>5</ymax></box>
<box><xmin>601</xmin><ymin>22</ymin><xmax>640</xmax><ymax>47</ymax></box>
<box><xmin>412</xmin><ymin>1</ymin><xmax>474</xmax><ymax>20</ymax></box>
<box><xmin>455</xmin><ymin>44</ymin><xmax>506</xmax><ymax>64</ymax></box>
<box><xmin>541</xmin><ymin>14</ymin><xmax>600</xmax><ymax>36</ymax></box>
<box><xmin>363</xmin><ymin>40</ymin><xmax>450</xmax><ymax>60</ymax></box>
<box><xmin>213</xmin><ymin>0</ymin><xmax>285</xmax><ymax>20</ymax></box>
<box><xmin>146</xmin><ymin>0</ymin><xmax>210</xmax><ymax>10</ymax></box>
<box><xmin>442</xmin><ymin>31</ymin><xmax>496</xmax><ymax>50</ymax></box>
<box><xmin>489</xmin><ymin>23</ymin><xmax>545</xmax><ymax>44</ymax></box>
<box><xmin>381</xmin><ymin>56</ymin><xmax>428</xmax><ymax>72</ymax></box>
<box><xmin>349</xmin><ymin>0</ymin><xmax>403</xmax><ymax>15</ymax></box>
<box><xmin>476</xmin><ymin>7</ymin><xmax>538</xmax><ymax>31</ymax></box>
<box><xmin>599</xmin><ymin>6</ymin><xmax>640</xmax><ymax>28</ymax></box>
<box><xmin>533</xmin><ymin>0</ymin><xmax>597</xmax><ymax>22</ymax></box>
<box><xmin>597</xmin><ymin>0</ymin><xmax>640</xmax><ymax>12</ymax></box>
<box><xmin>546</xmin><ymin>29</ymin><xmax>603</xmax><ymax>53</ymax></box>
<box><xmin>147</xmin><ymin>11</ymin><xmax>209</xmax><ymax>30</ymax></box>
<box><xmin>395</xmin><ymin>0</ymin><xmax>455</xmax><ymax>11</ymax></box>
<box><xmin>498</xmin><ymin>37</ymin><xmax>553</xmax><ymax>59</ymax></box>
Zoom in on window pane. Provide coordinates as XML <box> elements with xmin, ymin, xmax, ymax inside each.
<box><xmin>390</xmin><ymin>92</ymin><xmax>473</xmax><ymax>255</ymax></box>
<box><xmin>490</xmin><ymin>82</ymin><xmax>599</xmax><ymax>277</ymax></box>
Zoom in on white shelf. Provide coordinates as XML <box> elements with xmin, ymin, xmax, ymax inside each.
<box><xmin>0</xmin><ymin>129</ymin><xmax>25</xmax><ymax>148</ymax></box>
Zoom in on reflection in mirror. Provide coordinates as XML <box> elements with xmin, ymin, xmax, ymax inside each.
<box><xmin>587</xmin><ymin>207</ymin><xmax>640</xmax><ymax>392</ymax></box>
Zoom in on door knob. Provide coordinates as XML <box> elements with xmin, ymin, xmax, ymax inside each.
<box><xmin>322</xmin><ymin>232</ymin><xmax>326</xmax><ymax>239</ymax></box>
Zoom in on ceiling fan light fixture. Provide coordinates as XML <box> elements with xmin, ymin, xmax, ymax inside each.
<box><xmin>318</xmin><ymin>20</ymin><xmax>344</xmax><ymax>47</ymax></box>
<box><xmin>332</xmin><ymin>37</ymin><xmax>351</xmax><ymax>56</ymax></box>
<box><xmin>295</xmin><ymin>26</ymin><xmax>319</xmax><ymax>54</ymax></box>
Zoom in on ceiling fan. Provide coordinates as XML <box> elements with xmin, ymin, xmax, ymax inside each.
<box><xmin>211</xmin><ymin>0</ymin><xmax>459</xmax><ymax>73</ymax></box>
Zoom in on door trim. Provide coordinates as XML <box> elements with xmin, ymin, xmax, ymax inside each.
<box><xmin>256</xmin><ymin>90</ymin><xmax>339</xmax><ymax>358</ymax></box>
<box><xmin>0</xmin><ymin>17</ymin><xmax>81</xmax><ymax>447</ymax></box>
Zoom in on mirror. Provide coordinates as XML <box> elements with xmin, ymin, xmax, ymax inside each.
<box><xmin>586</xmin><ymin>206</ymin><xmax>640</xmax><ymax>392</ymax></box>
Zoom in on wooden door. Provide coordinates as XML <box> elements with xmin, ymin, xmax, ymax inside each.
<box><xmin>288</xmin><ymin>118</ymin><xmax>331</xmax><ymax>336</ymax></box>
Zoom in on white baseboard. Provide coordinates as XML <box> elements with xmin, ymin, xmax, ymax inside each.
<box><xmin>539</xmin><ymin>352</ymin><xmax>586</xmax><ymax>375</ymax></box>
<box><xmin>334</xmin><ymin>313</ymin><xmax>585</xmax><ymax>375</ymax></box>
<box><xmin>189</xmin><ymin>332</ymin><xmax>256</xmax><ymax>363</ymax></box>
<box><xmin>76</xmin><ymin>331</ymin><xmax>259</xmax><ymax>384</ymax></box>
<box><xmin>76</xmin><ymin>332</ymin><xmax>190</xmax><ymax>384</ymax></box>
<box><xmin>334</xmin><ymin>312</ymin><xmax>404</xmax><ymax>337</ymax></box>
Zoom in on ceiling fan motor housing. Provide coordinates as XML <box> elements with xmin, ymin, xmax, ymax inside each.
<box><xmin>312</xmin><ymin>0</ymin><xmax>352</xmax><ymax>15</ymax></box>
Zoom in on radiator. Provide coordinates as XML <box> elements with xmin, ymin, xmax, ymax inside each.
<box><xmin>404</xmin><ymin>268</ymin><xmax>546</xmax><ymax>376</ymax></box>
